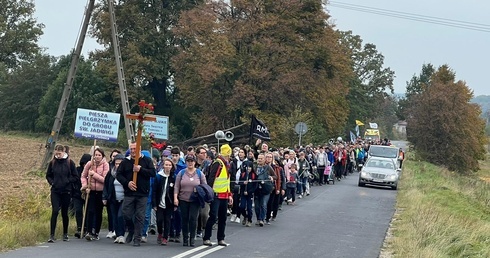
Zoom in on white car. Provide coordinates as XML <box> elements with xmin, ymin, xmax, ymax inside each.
<box><xmin>358</xmin><ymin>157</ymin><xmax>400</xmax><ymax>190</ymax></box>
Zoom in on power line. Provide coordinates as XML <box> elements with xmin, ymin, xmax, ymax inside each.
<box><xmin>328</xmin><ymin>1</ymin><xmax>490</xmax><ymax>33</ymax></box>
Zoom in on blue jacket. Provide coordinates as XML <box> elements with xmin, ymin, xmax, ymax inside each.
<box><xmin>194</xmin><ymin>184</ymin><xmax>214</xmax><ymax>208</ymax></box>
<box><xmin>175</xmin><ymin>158</ymin><xmax>187</xmax><ymax>176</ymax></box>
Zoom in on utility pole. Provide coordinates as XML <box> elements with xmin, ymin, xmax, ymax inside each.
<box><xmin>41</xmin><ymin>0</ymin><xmax>135</xmax><ymax>169</ymax></box>
<box><xmin>41</xmin><ymin>0</ymin><xmax>96</xmax><ymax>169</ymax></box>
<box><xmin>108</xmin><ymin>0</ymin><xmax>134</xmax><ymax>144</ymax></box>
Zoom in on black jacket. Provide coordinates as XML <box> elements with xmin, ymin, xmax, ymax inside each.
<box><xmin>116</xmin><ymin>156</ymin><xmax>156</xmax><ymax>197</ymax></box>
<box><xmin>152</xmin><ymin>172</ymin><xmax>175</xmax><ymax>209</ymax></box>
<box><xmin>238</xmin><ymin>160</ymin><xmax>257</xmax><ymax>195</ymax></box>
<box><xmin>46</xmin><ymin>157</ymin><xmax>78</xmax><ymax>193</ymax></box>
<box><xmin>74</xmin><ymin>154</ymin><xmax>91</xmax><ymax>198</ymax></box>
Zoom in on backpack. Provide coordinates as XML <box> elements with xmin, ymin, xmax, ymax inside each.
<box><xmin>178</xmin><ymin>168</ymin><xmax>203</xmax><ymax>182</ymax></box>
<box><xmin>358</xmin><ymin>150</ymin><xmax>365</xmax><ymax>160</ymax></box>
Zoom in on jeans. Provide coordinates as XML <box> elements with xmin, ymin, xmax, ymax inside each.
<box><xmin>109</xmin><ymin>200</ymin><xmax>125</xmax><ymax>237</ymax></box>
<box><xmin>286</xmin><ymin>187</ymin><xmax>296</xmax><ymax>202</ymax></box>
<box><xmin>254</xmin><ymin>194</ymin><xmax>270</xmax><ymax>221</ymax></box>
<box><xmin>297</xmin><ymin>177</ymin><xmax>307</xmax><ymax>194</ymax></box>
<box><xmin>266</xmin><ymin>191</ymin><xmax>280</xmax><ymax>221</ymax></box>
<box><xmin>180</xmin><ymin>200</ymin><xmax>200</xmax><ymax>241</ymax></box>
<box><xmin>142</xmin><ymin>200</ymin><xmax>152</xmax><ymax>237</ymax></box>
<box><xmin>50</xmin><ymin>191</ymin><xmax>71</xmax><ymax>235</ymax></box>
<box><xmin>239</xmin><ymin>193</ymin><xmax>253</xmax><ymax>222</ymax></box>
<box><xmin>204</xmin><ymin>198</ymin><xmax>228</xmax><ymax>241</ymax></box>
<box><xmin>170</xmin><ymin>207</ymin><xmax>182</xmax><ymax>237</ymax></box>
<box><xmin>156</xmin><ymin>207</ymin><xmax>173</xmax><ymax>239</ymax></box>
<box><xmin>71</xmin><ymin>196</ymin><xmax>84</xmax><ymax>231</ymax></box>
<box><xmin>317</xmin><ymin>166</ymin><xmax>325</xmax><ymax>184</ymax></box>
<box><xmin>122</xmin><ymin>195</ymin><xmax>147</xmax><ymax>242</ymax></box>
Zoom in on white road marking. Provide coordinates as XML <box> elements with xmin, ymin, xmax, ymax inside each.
<box><xmin>170</xmin><ymin>245</ymin><xmax>209</xmax><ymax>258</ymax></box>
<box><xmin>188</xmin><ymin>246</ymin><xmax>225</xmax><ymax>258</ymax></box>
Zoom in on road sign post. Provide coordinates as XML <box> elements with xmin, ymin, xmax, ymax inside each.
<box><xmin>294</xmin><ymin>122</ymin><xmax>308</xmax><ymax>147</ymax></box>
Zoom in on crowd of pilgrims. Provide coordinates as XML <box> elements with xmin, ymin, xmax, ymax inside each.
<box><xmin>45</xmin><ymin>138</ymin><xmax>378</xmax><ymax>246</ymax></box>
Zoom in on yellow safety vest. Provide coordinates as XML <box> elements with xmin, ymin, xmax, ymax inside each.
<box><xmin>212</xmin><ymin>158</ymin><xmax>230</xmax><ymax>194</ymax></box>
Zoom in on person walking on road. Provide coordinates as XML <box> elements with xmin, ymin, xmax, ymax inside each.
<box><xmin>116</xmin><ymin>142</ymin><xmax>156</xmax><ymax>246</ymax></box>
<box><xmin>46</xmin><ymin>144</ymin><xmax>78</xmax><ymax>243</ymax></box>
<box><xmin>203</xmin><ymin>144</ymin><xmax>236</xmax><ymax>246</ymax></box>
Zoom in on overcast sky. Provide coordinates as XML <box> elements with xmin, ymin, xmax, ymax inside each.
<box><xmin>34</xmin><ymin>0</ymin><xmax>490</xmax><ymax>96</ymax></box>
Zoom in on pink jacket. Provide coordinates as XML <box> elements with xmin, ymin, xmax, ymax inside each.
<box><xmin>81</xmin><ymin>158</ymin><xmax>109</xmax><ymax>191</ymax></box>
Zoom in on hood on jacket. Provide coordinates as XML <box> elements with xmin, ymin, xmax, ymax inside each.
<box><xmin>79</xmin><ymin>153</ymin><xmax>92</xmax><ymax>167</ymax></box>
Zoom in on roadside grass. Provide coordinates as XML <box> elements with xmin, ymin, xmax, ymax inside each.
<box><xmin>386</xmin><ymin>153</ymin><xmax>490</xmax><ymax>257</ymax></box>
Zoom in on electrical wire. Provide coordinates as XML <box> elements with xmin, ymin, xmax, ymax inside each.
<box><xmin>328</xmin><ymin>1</ymin><xmax>490</xmax><ymax>33</ymax></box>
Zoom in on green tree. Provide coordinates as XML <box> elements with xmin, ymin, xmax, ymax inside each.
<box><xmin>407</xmin><ymin>65</ymin><xmax>486</xmax><ymax>173</ymax></box>
<box><xmin>172</xmin><ymin>0</ymin><xmax>351</xmax><ymax>141</ymax></box>
<box><xmin>0</xmin><ymin>54</ymin><xmax>57</xmax><ymax>131</ymax></box>
<box><xmin>0</xmin><ymin>0</ymin><xmax>44</xmax><ymax>68</ymax></box>
<box><xmin>90</xmin><ymin>0</ymin><xmax>203</xmax><ymax>139</ymax></box>
<box><xmin>36</xmin><ymin>56</ymin><xmax>113</xmax><ymax>135</ymax></box>
<box><xmin>397</xmin><ymin>63</ymin><xmax>435</xmax><ymax>120</ymax></box>
<box><xmin>337</xmin><ymin>31</ymin><xmax>395</xmax><ymax>133</ymax></box>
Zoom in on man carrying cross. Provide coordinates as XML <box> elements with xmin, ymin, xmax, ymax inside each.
<box><xmin>116</xmin><ymin>142</ymin><xmax>156</xmax><ymax>246</ymax></box>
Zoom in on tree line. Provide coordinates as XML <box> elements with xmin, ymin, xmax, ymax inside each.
<box><xmin>0</xmin><ymin>0</ymin><xmax>486</xmax><ymax>172</ymax></box>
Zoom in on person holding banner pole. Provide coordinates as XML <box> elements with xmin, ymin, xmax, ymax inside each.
<box><xmin>116</xmin><ymin>142</ymin><xmax>156</xmax><ymax>246</ymax></box>
<box><xmin>81</xmin><ymin>147</ymin><xmax>109</xmax><ymax>241</ymax></box>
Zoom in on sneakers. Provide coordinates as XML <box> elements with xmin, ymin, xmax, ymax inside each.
<box><xmin>183</xmin><ymin>239</ymin><xmax>189</xmax><ymax>247</ymax></box>
<box><xmin>235</xmin><ymin>217</ymin><xmax>241</xmax><ymax>224</ymax></box>
<box><xmin>125</xmin><ymin>232</ymin><xmax>133</xmax><ymax>244</ymax></box>
<box><xmin>63</xmin><ymin>234</ymin><xmax>69</xmax><ymax>242</ymax></box>
<box><xmin>141</xmin><ymin>236</ymin><xmax>148</xmax><ymax>243</ymax></box>
<box><xmin>149</xmin><ymin>225</ymin><xmax>157</xmax><ymax>235</ymax></box>
<box><xmin>157</xmin><ymin>234</ymin><xmax>163</xmax><ymax>245</ymax></box>
<box><xmin>259</xmin><ymin>220</ymin><xmax>264</xmax><ymax>227</ymax></box>
<box><xmin>241</xmin><ymin>218</ymin><xmax>247</xmax><ymax>225</ymax></box>
<box><xmin>245</xmin><ymin>221</ymin><xmax>252</xmax><ymax>227</ymax></box>
<box><xmin>119</xmin><ymin>236</ymin><xmax>126</xmax><ymax>244</ymax></box>
<box><xmin>230</xmin><ymin>214</ymin><xmax>237</xmax><ymax>222</ymax></box>
<box><xmin>174</xmin><ymin>235</ymin><xmax>181</xmax><ymax>243</ymax></box>
<box><xmin>168</xmin><ymin>236</ymin><xmax>175</xmax><ymax>242</ymax></box>
<box><xmin>265</xmin><ymin>220</ymin><xmax>271</xmax><ymax>225</ymax></box>
<box><xmin>271</xmin><ymin>217</ymin><xmax>276</xmax><ymax>222</ymax></box>
<box><xmin>133</xmin><ymin>240</ymin><xmax>141</xmax><ymax>247</ymax></box>
<box><xmin>106</xmin><ymin>231</ymin><xmax>115</xmax><ymax>239</ymax></box>
<box><xmin>74</xmin><ymin>231</ymin><xmax>81</xmax><ymax>239</ymax></box>
<box><xmin>190</xmin><ymin>238</ymin><xmax>195</xmax><ymax>247</ymax></box>
<box><xmin>203</xmin><ymin>240</ymin><xmax>212</xmax><ymax>246</ymax></box>
<box><xmin>218</xmin><ymin>240</ymin><xmax>228</xmax><ymax>246</ymax></box>
<box><xmin>298</xmin><ymin>195</ymin><xmax>303</xmax><ymax>199</ymax></box>
<box><xmin>196</xmin><ymin>232</ymin><xmax>203</xmax><ymax>238</ymax></box>
<box><xmin>114</xmin><ymin>236</ymin><xmax>122</xmax><ymax>243</ymax></box>
<box><xmin>85</xmin><ymin>233</ymin><xmax>94</xmax><ymax>241</ymax></box>
<box><xmin>161</xmin><ymin>238</ymin><xmax>168</xmax><ymax>246</ymax></box>
<box><xmin>47</xmin><ymin>235</ymin><xmax>55</xmax><ymax>243</ymax></box>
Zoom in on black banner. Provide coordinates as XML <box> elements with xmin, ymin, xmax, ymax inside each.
<box><xmin>250</xmin><ymin>115</ymin><xmax>271</xmax><ymax>141</ymax></box>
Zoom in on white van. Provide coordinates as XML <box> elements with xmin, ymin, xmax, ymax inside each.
<box><xmin>367</xmin><ymin>145</ymin><xmax>400</xmax><ymax>169</ymax></box>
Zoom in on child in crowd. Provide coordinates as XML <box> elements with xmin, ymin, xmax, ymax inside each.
<box><xmin>286</xmin><ymin>163</ymin><xmax>298</xmax><ymax>205</ymax></box>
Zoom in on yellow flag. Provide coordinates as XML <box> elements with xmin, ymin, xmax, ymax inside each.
<box><xmin>355</xmin><ymin>120</ymin><xmax>364</xmax><ymax>126</ymax></box>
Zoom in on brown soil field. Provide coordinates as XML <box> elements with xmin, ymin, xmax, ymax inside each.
<box><xmin>0</xmin><ymin>135</ymin><xmax>93</xmax><ymax>216</ymax></box>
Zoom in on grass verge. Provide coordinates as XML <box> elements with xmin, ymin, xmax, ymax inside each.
<box><xmin>384</xmin><ymin>154</ymin><xmax>490</xmax><ymax>257</ymax></box>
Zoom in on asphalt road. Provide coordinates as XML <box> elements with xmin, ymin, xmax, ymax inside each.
<box><xmin>1</xmin><ymin>171</ymin><xmax>397</xmax><ymax>258</ymax></box>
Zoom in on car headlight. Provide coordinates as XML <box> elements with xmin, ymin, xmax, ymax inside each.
<box><xmin>387</xmin><ymin>174</ymin><xmax>398</xmax><ymax>180</ymax></box>
<box><xmin>361</xmin><ymin>171</ymin><xmax>368</xmax><ymax>177</ymax></box>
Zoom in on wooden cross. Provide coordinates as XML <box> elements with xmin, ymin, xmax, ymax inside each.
<box><xmin>126</xmin><ymin>100</ymin><xmax>157</xmax><ymax>184</ymax></box>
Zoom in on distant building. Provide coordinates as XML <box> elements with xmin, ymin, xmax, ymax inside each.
<box><xmin>393</xmin><ymin>121</ymin><xmax>407</xmax><ymax>137</ymax></box>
